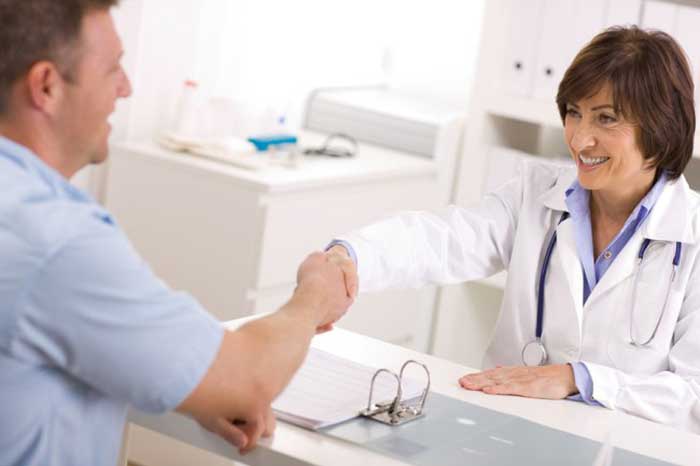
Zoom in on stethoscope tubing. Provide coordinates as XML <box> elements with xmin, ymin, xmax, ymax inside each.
<box><xmin>525</xmin><ymin>211</ymin><xmax>682</xmax><ymax>366</ymax></box>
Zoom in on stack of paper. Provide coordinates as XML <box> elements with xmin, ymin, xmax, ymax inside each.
<box><xmin>272</xmin><ymin>348</ymin><xmax>426</xmax><ymax>430</ymax></box>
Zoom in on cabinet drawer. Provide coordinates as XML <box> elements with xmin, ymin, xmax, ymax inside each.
<box><xmin>256</xmin><ymin>177</ymin><xmax>439</xmax><ymax>289</ymax></box>
<box><xmin>250</xmin><ymin>284</ymin><xmax>437</xmax><ymax>352</ymax></box>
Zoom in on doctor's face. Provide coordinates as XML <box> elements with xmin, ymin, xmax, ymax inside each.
<box><xmin>564</xmin><ymin>84</ymin><xmax>655</xmax><ymax>194</ymax></box>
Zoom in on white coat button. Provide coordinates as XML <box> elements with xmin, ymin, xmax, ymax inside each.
<box><xmin>567</xmin><ymin>348</ymin><xmax>578</xmax><ymax>357</ymax></box>
<box><xmin>603</xmin><ymin>250</ymin><xmax>612</xmax><ymax>260</ymax></box>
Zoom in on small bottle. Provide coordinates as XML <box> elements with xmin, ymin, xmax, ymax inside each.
<box><xmin>171</xmin><ymin>80</ymin><xmax>199</xmax><ymax>138</ymax></box>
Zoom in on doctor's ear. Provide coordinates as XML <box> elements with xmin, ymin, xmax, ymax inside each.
<box><xmin>24</xmin><ymin>61</ymin><xmax>67</xmax><ymax>115</ymax></box>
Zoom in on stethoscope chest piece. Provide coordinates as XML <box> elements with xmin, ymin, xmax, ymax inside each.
<box><xmin>522</xmin><ymin>339</ymin><xmax>548</xmax><ymax>366</ymax></box>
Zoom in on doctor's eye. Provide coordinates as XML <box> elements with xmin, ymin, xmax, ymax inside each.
<box><xmin>598</xmin><ymin>113</ymin><xmax>618</xmax><ymax>125</ymax></box>
<box><xmin>565</xmin><ymin>107</ymin><xmax>581</xmax><ymax>119</ymax></box>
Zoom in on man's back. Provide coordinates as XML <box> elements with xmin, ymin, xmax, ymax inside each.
<box><xmin>0</xmin><ymin>136</ymin><xmax>225</xmax><ymax>466</ymax></box>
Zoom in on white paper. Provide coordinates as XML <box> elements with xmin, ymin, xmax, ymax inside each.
<box><xmin>272</xmin><ymin>348</ymin><xmax>426</xmax><ymax>430</ymax></box>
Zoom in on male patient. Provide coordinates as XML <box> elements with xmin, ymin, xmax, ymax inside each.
<box><xmin>0</xmin><ymin>1</ymin><xmax>354</xmax><ymax>465</ymax></box>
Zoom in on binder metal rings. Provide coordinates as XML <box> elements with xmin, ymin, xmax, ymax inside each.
<box><xmin>359</xmin><ymin>360</ymin><xmax>431</xmax><ymax>426</ymax></box>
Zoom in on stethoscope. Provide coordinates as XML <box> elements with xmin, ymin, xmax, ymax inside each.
<box><xmin>521</xmin><ymin>212</ymin><xmax>682</xmax><ymax>366</ymax></box>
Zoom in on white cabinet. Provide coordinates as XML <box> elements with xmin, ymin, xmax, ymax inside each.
<box><xmin>500</xmin><ymin>0</ymin><xmax>642</xmax><ymax>104</ymax></box>
<box><xmin>500</xmin><ymin>0</ymin><xmax>543</xmax><ymax>97</ymax></box>
<box><xmin>104</xmin><ymin>131</ymin><xmax>458</xmax><ymax>351</ymax></box>
<box><xmin>606</xmin><ymin>0</ymin><xmax>643</xmax><ymax>27</ymax></box>
<box><xmin>676</xmin><ymin>5</ymin><xmax>700</xmax><ymax>106</ymax></box>
<box><xmin>531</xmin><ymin>0</ymin><xmax>578</xmax><ymax>101</ymax></box>
<box><xmin>641</xmin><ymin>0</ymin><xmax>677</xmax><ymax>31</ymax></box>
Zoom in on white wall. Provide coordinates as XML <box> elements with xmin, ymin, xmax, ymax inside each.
<box><xmin>109</xmin><ymin>0</ymin><xmax>485</xmax><ymax>143</ymax></box>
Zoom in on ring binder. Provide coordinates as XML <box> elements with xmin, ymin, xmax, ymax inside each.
<box><xmin>359</xmin><ymin>360</ymin><xmax>431</xmax><ymax>426</ymax></box>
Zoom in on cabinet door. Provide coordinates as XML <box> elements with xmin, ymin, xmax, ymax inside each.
<box><xmin>500</xmin><ymin>0</ymin><xmax>544</xmax><ymax>97</ymax></box>
<box><xmin>674</xmin><ymin>6</ymin><xmax>700</xmax><ymax>107</ymax></box>
<box><xmin>604</xmin><ymin>0</ymin><xmax>641</xmax><ymax>27</ymax></box>
<box><xmin>250</xmin><ymin>283</ymin><xmax>437</xmax><ymax>352</ymax></box>
<box><xmin>256</xmin><ymin>178</ymin><xmax>438</xmax><ymax>289</ymax></box>
<box><xmin>532</xmin><ymin>0</ymin><xmax>578</xmax><ymax>101</ymax></box>
<box><xmin>532</xmin><ymin>0</ymin><xmax>609</xmax><ymax>102</ymax></box>
<box><xmin>641</xmin><ymin>0</ymin><xmax>677</xmax><ymax>32</ymax></box>
<box><xmin>572</xmin><ymin>0</ymin><xmax>607</xmax><ymax>50</ymax></box>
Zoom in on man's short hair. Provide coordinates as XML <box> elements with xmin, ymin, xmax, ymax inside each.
<box><xmin>556</xmin><ymin>26</ymin><xmax>695</xmax><ymax>180</ymax></box>
<box><xmin>0</xmin><ymin>0</ymin><xmax>119</xmax><ymax>114</ymax></box>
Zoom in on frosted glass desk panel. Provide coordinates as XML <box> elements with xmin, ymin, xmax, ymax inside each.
<box><xmin>126</xmin><ymin>324</ymin><xmax>700</xmax><ymax>466</ymax></box>
<box><xmin>323</xmin><ymin>393</ymin><xmax>671</xmax><ymax>466</ymax></box>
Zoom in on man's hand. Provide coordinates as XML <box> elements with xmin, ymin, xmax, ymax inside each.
<box><xmin>195</xmin><ymin>405</ymin><xmax>276</xmax><ymax>455</ymax></box>
<box><xmin>458</xmin><ymin>364</ymin><xmax>578</xmax><ymax>399</ymax></box>
<box><xmin>296</xmin><ymin>251</ymin><xmax>354</xmax><ymax>329</ymax></box>
<box><xmin>325</xmin><ymin>245</ymin><xmax>358</xmax><ymax>299</ymax></box>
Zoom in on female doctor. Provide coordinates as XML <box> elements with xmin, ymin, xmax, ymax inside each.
<box><xmin>324</xmin><ymin>26</ymin><xmax>700</xmax><ymax>432</ymax></box>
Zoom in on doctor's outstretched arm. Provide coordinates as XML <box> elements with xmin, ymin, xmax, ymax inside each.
<box><xmin>325</xmin><ymin>168</ymin><xmax>529</xmax><ymax>294</ymax></box>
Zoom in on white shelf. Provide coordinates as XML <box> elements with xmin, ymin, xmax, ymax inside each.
<box><xmin>485</xmin><ymin>93</ymin><xmax>562</xmax><ymax>128</ymax></box>
<box><xmin>486</xmin><ymin>92</ymin><xmax>700</xmax><ymax>159</ymax></box>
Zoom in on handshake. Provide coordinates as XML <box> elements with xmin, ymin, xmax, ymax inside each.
<box><xmin>295</xmin><ymin>245</ymin><xmax>358</xmax><ymax>332</ymax></box>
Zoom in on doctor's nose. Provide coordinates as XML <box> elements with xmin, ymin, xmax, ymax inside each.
<box><xmin>570</xmin><ymin>122</ymin><xmax>597</xmax><ymax>153</ymax></box>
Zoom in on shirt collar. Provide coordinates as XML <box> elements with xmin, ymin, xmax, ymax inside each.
<box><xmin>541</xmin><ymin>164</ymin><xmax>698</xmax><ymax>243</ymax></box>
<box><xmin>564</xmin><ymin>171</ymin><xmax>668</xmax><ymax>228</ymax></box>
<box><xmin>0</xmin><ymin>134</ymin><xmax>92</xmax><ymax>203</ymax></box>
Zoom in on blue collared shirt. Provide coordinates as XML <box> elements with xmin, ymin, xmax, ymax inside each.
<box><xmin>565</xmin><ymin>173</ymin><xmax>667</xmax><ymax>405</ymax></box>
<box><xmin>0</xmin><ymin>136</ymin><xmax>224</xmax><ymax>466</ymax></box>
<box><xmin>564</xmin><ymin>174</ymin><xmax>668</xmax><ymax>303</ymax></box>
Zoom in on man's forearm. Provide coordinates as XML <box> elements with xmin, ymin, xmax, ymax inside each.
<box><xmin>233</xmin><ymin>290</ymin><xmax>324</xmax><ymax>403</ymax></box>
<box><xmin>178</xmin><ymin>289</ymin><xmax>324</xmax><ymax>420</ymax></box>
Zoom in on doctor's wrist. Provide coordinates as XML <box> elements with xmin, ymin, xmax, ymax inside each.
<box><xmin>563</xmin><ymin>363</ymin><xmax>579</xmax><ymax>396</ymax></box>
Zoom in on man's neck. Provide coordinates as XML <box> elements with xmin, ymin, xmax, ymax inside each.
<box><xmin>0</xmin><ymin>122</ymin><xmax>77</xmax><ymax>179</ymax></box>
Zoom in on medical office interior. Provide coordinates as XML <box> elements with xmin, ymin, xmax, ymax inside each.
<box><xmin>72</xmin><ymin>0</ymin><xmax>700</xmax><ymax>464</ymax></box>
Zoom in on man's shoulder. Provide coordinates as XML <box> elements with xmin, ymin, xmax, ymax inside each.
<box><xmin>0</xmin><ymin>163</ymin><xmax>113</xmax><ymax>262</ymax></box>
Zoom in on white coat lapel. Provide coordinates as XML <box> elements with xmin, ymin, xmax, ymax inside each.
<box><xmin>584</xmin><ymin>232</ymin><xmax>643</xmax><ymax>308</ymax></box>
<box><xmin>585</xmin><ymin>176</ymin><xmax>697</xmax><ymax>308</ymax></box>
<box><xmin>539</xmin><ymin>167</ymin><xmax>583</xmax><ymax>331</ymax></box>
<box><xmin>554</xmin><ymin>219</ymin><xmax>584</xmax><ymax>330</ymax></box>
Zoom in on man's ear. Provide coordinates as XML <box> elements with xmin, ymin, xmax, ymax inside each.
<box><xmin>25</xmin><ymin>61</ymin><xmax>65</xmax><ymax>115</ymax></box>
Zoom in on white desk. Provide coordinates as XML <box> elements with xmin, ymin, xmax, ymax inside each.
<box><xmin>127</xmin><ymin>321</ymin><xmax>700</xmax><ymax>466</ymax></box>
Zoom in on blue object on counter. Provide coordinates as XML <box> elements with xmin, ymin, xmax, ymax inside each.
<box><xmin>247</xmin><ymin>134</ymin><xmax>298</xmax><ymax>151</ymax></box>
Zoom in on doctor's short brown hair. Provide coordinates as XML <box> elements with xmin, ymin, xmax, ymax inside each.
<box><xmin>556</xmin><ymin>26</ymin><xmax>695</xmax><ymax>180</ymax></box>
<box><xmin>0</xmin><ymin>0</ymin><xmax>119</xmax><ymax>114</ymax></box>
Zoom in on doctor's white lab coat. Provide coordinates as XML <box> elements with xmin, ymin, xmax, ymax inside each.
<box><xmin>337</xmin><ymin>161</ymin><xmax>700</xmax><ymax>433</ymax></box>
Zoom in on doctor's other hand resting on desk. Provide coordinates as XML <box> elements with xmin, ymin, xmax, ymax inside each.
<box><xmin>323</xmin><ymin>26</ymin><xmax>700</xmax><ymax>433</ymax></box>
<box><xmin>0</xmin><ymin>2</ymin><xmax>352</xmax><ymax>465</ymax></box>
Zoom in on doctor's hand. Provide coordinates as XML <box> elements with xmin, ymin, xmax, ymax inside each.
<box><xmin>325</xmin><ymin>245</ymin><xmax>358</xmax><ymax>300</ymax></box>
<box><xmin>458</xmin><ymin>364</ymin><xmax>578</xmax><ymax>400</ymax></box>
<box><xmin>296</xmin><ymin>251</ymin><xmax>354</xmax><ymax>331</ymax></box>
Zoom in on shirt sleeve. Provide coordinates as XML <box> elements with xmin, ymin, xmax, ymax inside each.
<box><xmin>8</xmin><ymin>217</ymin><xmax>224</xmax><ymax>413</ymax></box>
<box><xmin>325</xmin><ymin>239</ymin><xmax>358</xmax><ymax>265</ymax></box>
<box><xmin>567</xmin><ymin>362</ymin><xmax>603</xmax><ymax>407</ymax></box>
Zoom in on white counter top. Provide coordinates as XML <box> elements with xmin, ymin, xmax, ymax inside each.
<box><xmin>112</xmin><ymin>131</ymin><xmax>438</xmax><ymax>194</ymax></box>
